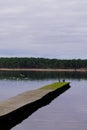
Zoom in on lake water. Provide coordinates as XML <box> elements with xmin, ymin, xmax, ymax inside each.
<box><xmin>0</xmin><ymin>71</ymin><xmax>87</xmax><ymax>130</ymax></box>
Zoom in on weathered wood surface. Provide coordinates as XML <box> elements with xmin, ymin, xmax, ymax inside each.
<box><xmin>0</xmin><ymin>82</ymin><xmax>69</xmax><ymax>117</ymax></box>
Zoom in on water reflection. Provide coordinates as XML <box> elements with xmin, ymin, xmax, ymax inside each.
<box><xmin>0</xmin><ymin>85</ymin><xmax>70</xmax><ymax>130</ymax></box>
<box><xmin>0</xmin><ymin>71</ymin><xmax>87</xmax><ymax>80</ymax></box>
<box><xmin>0</xmin><ymin>71</ymin><xmax>87</xmax><ymax>130</ymax></box>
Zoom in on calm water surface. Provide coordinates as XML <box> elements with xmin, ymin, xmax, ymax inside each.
<box><xmin>0</xmin><ymin>79</ymin><xmax>54</xmax><ymax>101</ymax></box>
<box><xmin>0</xmin><ymin>71</ymin><xmax>87</xmax><ymax>130</ymax></box>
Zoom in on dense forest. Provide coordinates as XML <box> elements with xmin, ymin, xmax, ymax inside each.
<box><xmin>0</xmin><ymin>57</ymin><xmax>87</xmax><ymax>69</ymax></box>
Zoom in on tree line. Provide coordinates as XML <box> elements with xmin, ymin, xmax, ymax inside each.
<box><xmin>0</xmin><ymin>57</ymin><xmax>87</xmax><ymax>69</ymax></box>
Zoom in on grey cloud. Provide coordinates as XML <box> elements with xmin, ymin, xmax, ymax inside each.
<box><xmin>0</xmin><ymin>0</ymin><xmax>87</xmax><ymax>59</ymax></box>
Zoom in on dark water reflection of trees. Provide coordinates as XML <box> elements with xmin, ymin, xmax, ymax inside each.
<box><xmin>0</xmin><ymin>71</ymin><xmax>87</xmax><ymax>80</ymax></box>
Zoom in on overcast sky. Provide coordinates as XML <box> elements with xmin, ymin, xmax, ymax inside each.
<box><xmin>0</xmin><ymin>0</ymin><xmax>87</xmax><ymax>59</ymax></box>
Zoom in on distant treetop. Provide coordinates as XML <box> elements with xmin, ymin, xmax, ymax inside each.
<box><xmin>0</xmin><ymin>57</ymin><xmax>87</xmax><ymax>69</ymax></box>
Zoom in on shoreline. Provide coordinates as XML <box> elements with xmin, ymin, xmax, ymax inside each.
<box><xmin>0</xmin><ymin>68</ymin><xmax>87</xmax><ymax>72</ymax></box>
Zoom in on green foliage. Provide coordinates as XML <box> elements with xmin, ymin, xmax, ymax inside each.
<box><xmin>0</xmin><ymin>57</ymin><xmax>87</xmax><ymax>69</ymax></box>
